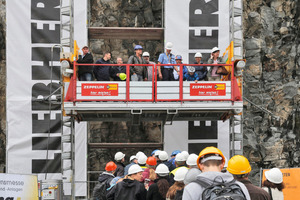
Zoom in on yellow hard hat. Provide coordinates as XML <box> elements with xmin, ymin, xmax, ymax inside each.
<box><xmin>119</xmin><ymin>73</ymin><xmax>127</xmax><ymax>80</ymax></box>
<box><xmin>197</xmin><ymin>146</ymin><xmax>225</xmax><ymax>169</ymax></box>
<box><xmin>227</xmin><ymin>155</ymin><xmax>251</xmax><ymax>175</ymax></box>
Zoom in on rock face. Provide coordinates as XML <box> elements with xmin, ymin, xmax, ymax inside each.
<box><xmin>243</xmin><ymin>0</ymin><xmax>300</xmax><ymax>185</ymax></box>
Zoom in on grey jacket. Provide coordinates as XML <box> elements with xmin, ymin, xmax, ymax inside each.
<box><xmin>182</xmin><ymin>171</ymin><xmax>251</xmax><ymax>200</ymax></box>
<box><xmin>128</xmin><ymin>55</ymin><xmax>148</xmax><ymax>79</ymax></box>
<box><xmin>207</xmin><ymin>57</ymin><xmax>224</xmax><ymax>76</ymax></box>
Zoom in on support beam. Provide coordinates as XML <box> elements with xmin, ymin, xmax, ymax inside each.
<box><xmin>89</xmin><ymin>143</ymin><xmax>163</xmax><ymax>149</ymax></box>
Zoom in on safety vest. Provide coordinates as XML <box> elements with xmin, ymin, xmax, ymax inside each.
<box><xmin>170</xmin><ymin>166</ymin><xmax>189</xmax><ymax>176</ymax></box>
<box><xmin>141</xmin><ymin>166</ymin><xmax>147</xmax><ymax>171</ymax></box>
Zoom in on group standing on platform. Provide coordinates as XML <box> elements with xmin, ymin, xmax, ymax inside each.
<box><xmin>93</xmin><ymin>147</ymin><xmax>285</xmax><ymax>200</ymax></box>
<box><xmin>76</xmin><ymin>42</ymin><xmax>228</xmax><ymax>83</ymax></box>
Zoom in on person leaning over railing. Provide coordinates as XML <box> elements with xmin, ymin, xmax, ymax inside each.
<box><xmin>207</xmin><ymin>47</ymin><xmax>225</xmax><ymax>81</ymax></box>
<box><xmin>128</xmin><ymin>45</ymin><xmax>148</xmax><ymax>81</ymax></box>
<box><xmin>94</xmin><ymin>52</ymin><xmax>113</xmax><ymax>81</ymax></box>
<box><xmin>183</xmin><ymin>66</ymin><xmax>199</xmax><ymax>83</ymax></box>
<box><xmin>193</xmin><ymin>52</ymin><xmax>208</xmax><ymax>81</ymax></box>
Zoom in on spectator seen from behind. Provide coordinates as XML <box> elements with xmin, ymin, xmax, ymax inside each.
<box><xmin>142</xmin><ymin>157</ymin><xmax>157</xmax><ymax>188</ymax></box>
<box><xmin>158</xmin><ymin>42</ymin><xmax>176</xmax><ymax>81</ymax></box>
<box><xmin>184</xmin><ymin>153</ymin><xmax>201</xmax><ymax>185</ymax></box>
<box><xmin>262</xmin><ymin>168</ymin><xmax>285</xmax><ymax>200</ymax></box>
<box><xmin>166</xmin><ymin>167</ymin><xmax>188</xmax><ymax>200</ymax></box>
<box><xmin>94</xmin><ymin>52</ymin><xmax>112</xmax><ymax>81</ymax></box>
<box><xmin>77</xmin><ymin>46</ymin><xmax>94</xmax><ymax>81</ymax></box>
<box><xmin>128</xmin><ymin>45</ymin><xmax>148</xmax><ymax>81</ymax></box>
<box><xmin>114</xmin><ymin>152</ymin><xmax>125</xmax><ymax>177</ymax></box>
<box><xmin>147</xmin><ymin>164</ymin><xmax>170</xmax><ymax>200</ymax></box>
<box><xmin>194</xmin><ymin>52</ymin><xmax>208</xmax><ymax>81</ymax></box>
<box><xmin>227</xmin><ymin>155</ymin><xmax>271</xmax><ymax>200</ymax></box>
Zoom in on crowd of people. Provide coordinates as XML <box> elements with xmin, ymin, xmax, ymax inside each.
<box><xmin>76</xmin><ymin>42</ymin><xmax>227</xmax><ymax>83</ymax></box>
<box><xmin>93</xmin><ymin>147</ymin><xmax>285</xmax><ymax>200</ymax></box>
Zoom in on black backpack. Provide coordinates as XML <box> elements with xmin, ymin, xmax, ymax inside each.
<box><xmin>194</xmin><ymin>176</ymin><xmax>246</xmax><ymax>200</ymax></box>
<box><xmin>92</xmin><ymin>181</ymin><xmax>108</xmax><ymax>200</ymax></box>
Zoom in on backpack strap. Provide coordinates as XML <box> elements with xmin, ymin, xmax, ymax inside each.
<box><xmin>268</xmin><ymin>187</ymin><xmax>273</xmax><ymax>200</ymax></box>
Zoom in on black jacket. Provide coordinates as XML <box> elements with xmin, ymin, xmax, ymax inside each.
<box><xmin>94</xmin><ymin>58</ymin><xmax>112</xmax><ymax>81</ymax></box>
<box><xmin>194</xmin><ymin>61</ymin><xmax>207</xmax><ymax>80</ymax></box>
<box><xmin>77</xmin><ymin>52</ymin><xmax>94</xmax><ymax>76</ymax></box>
<box><xmin>146</xmin><ymin>178</ymin><xmax>169</xmax><ymax>200</ymax></box>
<box><xmin>174</xmin><ymin>189</ymin><xmax>183</xmax><ymax>200</ymax></box>
<box><xmin>114</xmin><ymin>162</ymin><xmax>125</xmax><ymax>177</ymax></box>
<box><xmin>98</xmin><ymin>172</ymin><xmax>115</xmax><ymax>188</ymax></box>
<box><xmin>106</xmin><ymin>179</ymin><xmax>147</xmax><ymax>200</ymax></box>
<box><xmin>110</xmin><ymin>66</ymin><xmax>127</xmax><ymax>81</ymax></box>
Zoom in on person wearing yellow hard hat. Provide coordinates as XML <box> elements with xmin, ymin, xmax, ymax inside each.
<box><xmin>227</xmin><ymin>155</ymin><xmax>271</xmax><ymax>200</ymax></box>
<box><xmin>111</xmin><ymin>57</ymin><xmax>127</xmax><ymax>81</ymax></box>
<box><xmin>183</xmin><ymin>147</ymin><xmax>251</xmax><ymax>200</ymax></box>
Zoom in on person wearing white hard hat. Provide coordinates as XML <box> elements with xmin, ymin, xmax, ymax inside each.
<box><xmin>137</xmin><ymin>154</ymin><xmax>148</xmax><ymax>171</ymax></box>
<box><xmin>114</xmin><ymin>152</ymin><xmax>125</xmax><ymax>177</ymax></box>
<box><xmin>166</xmin><ymin>167</ymin><xmax>188</xmax><ymax>200</ymax></box>
<box><xmin>158</xmin><ymin>151</ymin><xmax>169</xmax><ymax>164</ymax></box>
<box><xmin>124</xmin><ymin>155</ymin><xmax>138</xmax><ymax>176</ymax></box>
<box><xmin>142</xmin><ymin>51</ymin><xmax>156</xmax><ymax>82</ymax></box>
<box><xmin>207</xmin><ymin>47</ymin><xmax>225</xmax><ymax>81</ymax></box>
<box><xmin>154</xmin><ymin>150</ymin><xmax>161</xmax><ymax>162</ymax></box>
<box><xmin>169</xmin><ymin>153</ymin><xmax>188</xmax><ymax>186</ymax></box>
<box><xmin>107</xmin><ymin>164</ymin><xmax>147</xmax><ymax>200</ymax></box>
<box><xmin>184</xmin><ymin>66</ymin><xmax>199</xmax><ymax>83</ymax></box>
<box><xmin>157</xmin><ymin>42</ymin><xmax>176</xmax><ymax>81</ymax></box>
<box><xmin>147</xmin><ymin>164</ymin><xmax>170</xmax><ymax>200</ymax></box>
<box><xmin>262</xmin><ymin>168</ymin><xmax>285</xmax><ymax>200</ymax></box>
<box><xmin>136</xmin><ymin>151</ymin><xmax>146</xmax><ymax>160</ymax></box>
<box><xmin>184</xmin><ymin>153</ymin><xmax>201</xmax><ymax>185</ymax></box>
<box><xmin>194</xmin><ymin>52</ymin><xmax>208</xmax><ymax>81</ymax></box>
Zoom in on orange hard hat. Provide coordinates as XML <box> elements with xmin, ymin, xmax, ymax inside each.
<box><xmin>146</xmin><ymin>156</ymin><xmax>157</xmax><ymax>166</ymax></box>
<box><xmin>197</xmin><ymin>146</ymin><xmax>225</xmax><ymax>169</ymax></box>
<box><xmin>105</xmin><ymin>161</ymin><xmax>117</xmax><ymax>172</ymax></box>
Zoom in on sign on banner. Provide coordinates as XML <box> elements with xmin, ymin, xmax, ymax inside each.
<box><xmin>81</xmin><ymin>83</ymin><xmax>119</xmax><ymax>96</ymax></box>
<box><xmin>190</xmin><ymin>83</ymin><xmax>226</xmax><ymax>96</ymax></box>
<box><xmin>0</xmin><ymin>174</ymin><xmax>38</xmax><ymax>200</ymax></box>
<box><xmin>262</xmin><ymin>168</ymin><xmax>300</xmax><ymax>200</ymax></box>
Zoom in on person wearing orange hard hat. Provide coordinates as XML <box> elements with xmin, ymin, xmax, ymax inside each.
<box><xmin>141</xmin><ymin>156</ymin><xmax>157</xmax><ymax>188</ymax></box>
<box><xmin>183</xmin><ymin>147</ymin><xmax>251</xmax><ymax>200</ymax></box>
<box><xmin>93</xmin><ymin>161</ymin><xmax>117</xmax><ymax>199</ymax></box>
<box><xmin>227</xmin><ymin>155</ymin><xmax>271</xmax><ymax>200</ymax></box>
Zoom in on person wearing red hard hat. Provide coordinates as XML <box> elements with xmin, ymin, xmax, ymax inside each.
<box><xmin>141</xmin><ymin>157</ymin><xmax>157</xmax><ymax>188</ymax></box>
<box><xmin>93</xmin><ymin>161</ymin><xmax>117</xmax><ymax>199</ymax></box>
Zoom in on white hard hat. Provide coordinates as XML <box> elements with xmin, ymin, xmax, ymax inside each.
<box><xmin>154</xmin><ymin>150</ymin><xmax>161</xmax><ymax>157</ymax></box>
<box><xmin>155</xmin><ymin>164</ymin><xmax>170</xmax><ymax>176</ymax></box>
<box><xmin>211</xmin><ymin>47</ymin><xmax>220</xmax><ymax>53</ymax></box>
<box><xmin>114</xmin><ymin>152</ymin><xmax>125</xmax><ymax>161</ymax></box>
<box><xmin>130</xmin><ymin>155</ymin><xmax>137</xmax><ymax>162</ymax></box>
<box><xmin>166</xmin><ymin>42</ymin><xmax>173</xmax><ymax>50</ymax></box>
<box><xmin>174</xmin><ymin>167</ymin><xmax>189</xmax><ymax>182</ymax></box>
<box><xmin>181</xmin><ymin>151</ymin><xmax>189</xmax><ymax>160</ymax></box>
<box><xmin>142</xmin><ymin>52</ymin><xmax>150</xmax><ymax>57</ymax></box>
<box><xmin>265</xmin><ymin>168</ymin><xmax>283</xmax><ymax>184</ymax></box>
<box><xmin>194</xmin><ymin>52</ymin><xmax>202</xmax><ymax>58</ymax></box>
<box><xmin>186</xmin><ymin>153</ymin><xmax>198</xmax><ymax>166</ymax></box>
<box><xmin>128</xmin><ymin>164</ymin><xmax>143</xmax><ymax>175</ymax></box>
<box><xmin>136</xmin><ymin>151</ymin><xmax>146</xmax><ymax>159</ymax></box>
<box><xmin>159</xmin><ymin>151</ymin><xmax>169</xmax><ymax>161</ymax></box>
<box><xmin>175</xmin><ymin>153</ymin><xmax>186</xmax><ymax>162</ymax></box>
<box><xmin>187</xmin><ymin>66</ymin><xmax>195</xmax><ymax>73</ymax></box>
<box><xmin>138</xmin><ymin>154</ymin><xmax>147</xmax><ymax>165</ymax></box>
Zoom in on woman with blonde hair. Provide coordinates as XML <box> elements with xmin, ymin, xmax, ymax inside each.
<box><xmin>262</xmin><ymin>168</ymin><xmax>285</xmax><ymax>200</ymax></box>
<box><xmin>142</xmin><ymin>157</ymin><xmax>157</xmax><ymax>188</ymax></box>
<box><xmin>166</xmin><ymin>167</ymin><xmax>188</xmax><ymax>200</ymax></box>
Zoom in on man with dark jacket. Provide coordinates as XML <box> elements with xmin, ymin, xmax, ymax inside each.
<box><xmin>110</xmin><ymin>57</ymin><xmax>127</xmax><ymax>81</ymax></box>
<box><xmin>77</xmin><ymin>46</ymin><xmax>94</xmax><ymax>81</ymax></box>
<box><xmin>194</xmin><ymin>52</ymin><xmax>207</xmax><ymax>81</ymax></box>
<box><xmin>227</xmin><ymin>155</ymin><xmax>271</xmax><ymax>200</ymax></box>
<box><xmin>94</xmin><ymin>52</ymin><xmax>112</xmax><ymax>81</ymax></box>
<box><xmin>114</xmin><ymin>152</ymin><xmax>125</xmax><ymax>177</ymax></box>
<box><xmin>128</xmin><ymin>45</ymin><xmax>148</xmax><ymax>81</ymax></box>
<box><xmin>107</xmin><ymin>164</ymin><xmax>147</xmax><ymax>200</ymax></box>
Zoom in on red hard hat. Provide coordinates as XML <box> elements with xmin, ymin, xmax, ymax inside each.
<box><xmin>105</xmin><ymin>161</ymin><xmax>117</xmax><ymax>172</ymax></box>
<box><xmin>146</xmin><ymin>157</ymin><xmax>157</xmax><ymax>166</ymax></box>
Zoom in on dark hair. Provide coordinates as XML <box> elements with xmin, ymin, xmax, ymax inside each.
<box><xmin>262</xmin><ymin>179</ymin><xmax>285</xmax><ymax>191</ymax></box>
<box><xmin>157</xmin><ymin>177</ymin><xmax>170</xmax><ymax>198</ymax></box>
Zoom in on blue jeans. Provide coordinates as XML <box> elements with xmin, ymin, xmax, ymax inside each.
<box><xmin>79</xmin><ymin>73</ymin><xmax>93</xmax><ymax>81</ymax></box>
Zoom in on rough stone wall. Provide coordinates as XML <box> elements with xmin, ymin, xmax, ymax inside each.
<box><xmin>0</xmin><ymin>0</ymin><xmax>6</xmax><ymax>173</ymax></box>
<box><xmin>243</xmin><ymin>0</ymin><xmax>300</xmax><ymax>184</ymax></box>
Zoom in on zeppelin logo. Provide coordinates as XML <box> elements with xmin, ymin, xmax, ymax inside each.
<box><xmin>190</xmin><ymin>83</ymin><xmax>226</xmax><ymax>96</ymax></box>
<box><xmin>81</xmin><ymin>83</ymin><xmax>118</xmax><ymax>96</ymax></box>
